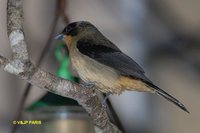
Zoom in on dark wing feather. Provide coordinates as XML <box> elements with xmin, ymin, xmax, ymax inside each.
<box><xmin>77</xmin><ymin>39</ymin><xmax>150</xmax><ymax>82</ymax></box>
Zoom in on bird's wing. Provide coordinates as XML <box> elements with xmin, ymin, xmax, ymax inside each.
<box><xmin>77</xmin><ymin>39</ymin><xmax>151</xmax><ymax>82</ymax></box>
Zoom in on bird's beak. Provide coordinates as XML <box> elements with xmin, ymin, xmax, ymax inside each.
<box><xmin>55</xmin><ymin>33</ymin><xmax>64</xmax><ymax>40</ymax></box>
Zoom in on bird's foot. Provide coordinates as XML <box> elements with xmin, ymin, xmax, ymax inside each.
<box><xmin>80</xmin><ymin>81</ymin><xmax>96</xmax><ymax>89</ymax></box>
<box><xmin>101</xmin><ymin>92</ymin><xmax>111</xmax><ymax>108</ymax></box>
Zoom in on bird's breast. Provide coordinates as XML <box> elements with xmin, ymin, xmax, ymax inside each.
<box><xmin>69</xmin><ymin>46</ymin><xmax>120</xmax><ymax>92</ymax></box>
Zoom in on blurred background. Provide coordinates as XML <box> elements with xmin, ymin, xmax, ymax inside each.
<box><xmin>0</xmin><ymin>0</ymin><xmax>200</xmax><ymax>133</ymax></box>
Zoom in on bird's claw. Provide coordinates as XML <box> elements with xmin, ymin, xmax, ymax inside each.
<box><xmin>101</xmin><ymin>92</ymin><xmax>111</xmax><ymax>108</ymax></box>
<box><xmin>101</xmin><ymin>101</ymin><xmax>107</xmax><ymax>108</ymax></box>
<box><xmin>80</xmin><ymin>81</ymin><xmax>95</xmax><ymax>89</ymax></box>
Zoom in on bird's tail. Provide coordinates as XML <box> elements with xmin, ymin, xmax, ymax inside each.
<box><xmin>147</xmin><ymin>83</ymin><xmax>189</xmax><ymax>113</ymax></box>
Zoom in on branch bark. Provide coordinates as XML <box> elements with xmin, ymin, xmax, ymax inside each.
<box><xmin>2</xmin><ymin>0</ymin><xmax>122</xmax><ymax>132</ymax></box>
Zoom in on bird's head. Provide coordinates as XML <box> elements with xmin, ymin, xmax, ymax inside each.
<box><xmin>55</xmin><ymin>21</ymin><xmax>98</xmax><ymax>48</ymax></box>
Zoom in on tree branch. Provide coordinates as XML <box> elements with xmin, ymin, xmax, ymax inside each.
<box><xmin>7</xmin><ymin>0</ymin><xmax>28</xmax><ymax>61</ymax></box>
<box><xmin>4</xmin><ymin>0</ymin><xmax>121</xmax><ymax>132</ymax></box>
<box><xmin>0</xmin><ymin>55</ymin><xmax>8</xmax><ymax>68</ymax></box>
<box><xmin>11</xmin><ymin>1</ymin><xmax>63</xmax><ymax>132</ymax></box>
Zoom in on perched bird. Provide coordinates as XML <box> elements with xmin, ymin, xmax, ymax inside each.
<box><xmin>55</xmin><ymin>21</ymin><xmax>189</xmax><ymax>113</ymax></box>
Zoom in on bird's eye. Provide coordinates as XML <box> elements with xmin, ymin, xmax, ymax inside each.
<box><xmin>61</xmin><ymin>26</ymin><xmax>72</xmax><ymax>35</ymax></box>
<box><xmin>62</xmin><ymin>22</ymin><xmax>78</xmax><ymax>36</ymax></box>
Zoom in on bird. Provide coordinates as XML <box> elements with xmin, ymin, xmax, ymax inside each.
<box><xmin>55</xmin><ymin>21</ymin><xmax>189</xmax><ymax>113</ymax></box>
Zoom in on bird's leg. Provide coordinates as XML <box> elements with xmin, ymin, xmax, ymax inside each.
<box><xmin>80</xmin><ymin>81</ymin><xmax>96</xmax><ymax>89</ymax></box>
<box><xmin>102</xmin><ymin>92</ymin><xmax>111</xmax><ymax>108</ymax></box>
